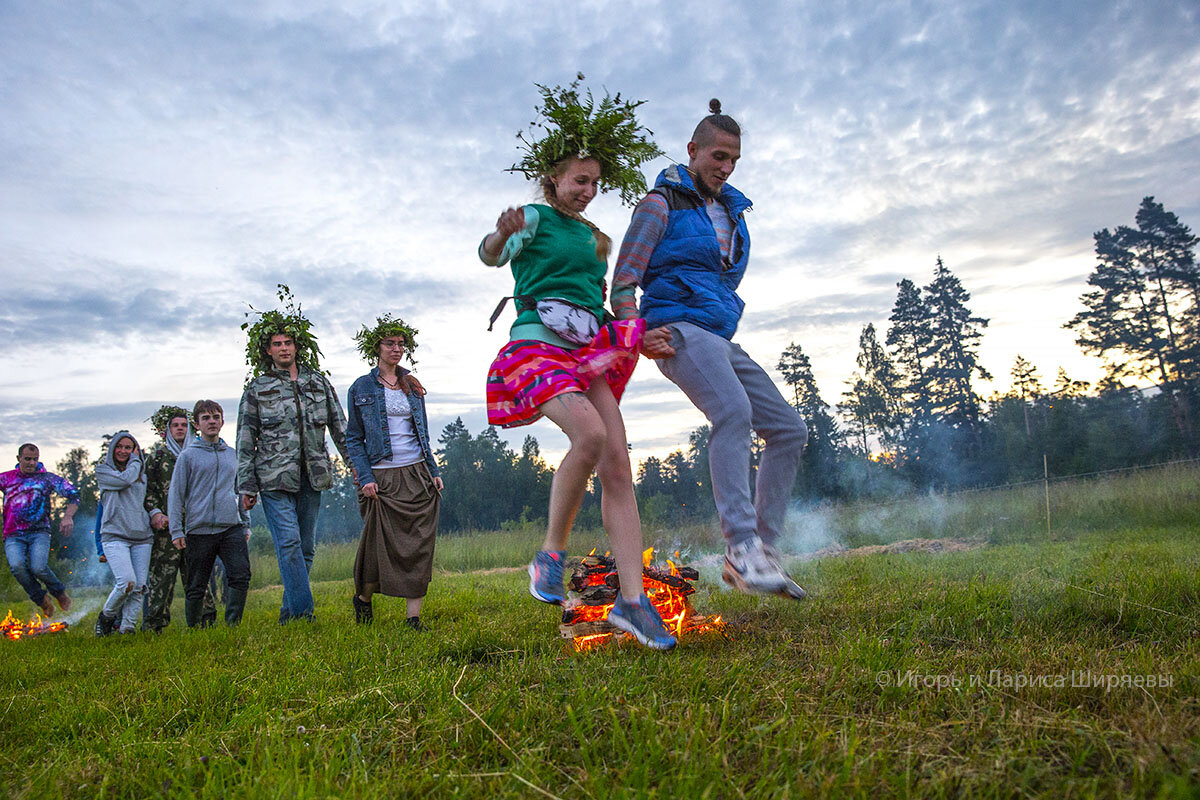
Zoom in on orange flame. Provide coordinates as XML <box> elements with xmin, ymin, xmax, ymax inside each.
<box><xmin>1</xmin><ymin>609</ymin><xmax>68</xmax><ymax>641</ymax></box>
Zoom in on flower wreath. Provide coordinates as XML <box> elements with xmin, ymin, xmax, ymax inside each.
<box><xmin>353</xmin><ymin>314</ymin><xmax>419</xmax><ymax>366</ymax></box>
<box><xmin>241</xmin><ymin>284</ymin><xmax>325</xmax><ymax>381</ymax></box>
<box><xmin>507</xmin><ymin>73</ymin><xmax>664</xmax><ymax>207</ymax></box>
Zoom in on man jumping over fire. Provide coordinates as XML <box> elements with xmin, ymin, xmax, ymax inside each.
<box><xmin>1</xmin><ymin>443</ymin><xmax>79</xmax><ymax>617</ymax></box>
<box><xmin>613</xmin><ymin>99</ymin><xmax>808</xmax><ymax>600</ymax></box>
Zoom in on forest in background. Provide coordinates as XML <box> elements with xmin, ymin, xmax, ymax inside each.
<box><xmin>43</xmin><ymin>196</ymin><xmax>1199</xmax><ymax>542</ymax></box>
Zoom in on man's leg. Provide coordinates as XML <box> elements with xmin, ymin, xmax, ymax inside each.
<box><xmin>295</xmin><ymin>483</ymin><xmax>322</xmax><ymax>577</ymax></box>
<box><xmin>260</xmin><ymin>490</ymin><xmax>315</xmax><ymax>621</ymax></box>
<box><xmin>142</xmin><ymin>531</ymin><xmax>180</xmax><ymax>632</ymax></box>
<box><xmin>27</xmin><ymin>532</ymin><xmax>67</xmax><ymax>608</ymax></box>
<box><xmin>183</xmin><ymin>534</ymin><xmax>220</xmax><ymax>628</ymax></box>
<box><xmin>216</xmin><ymin>528</ymin><xmax>251</xmax><ymax>626</ymax></box>
<box><xmin>657</xmin><ymin>323</ymin><xmax>758</xmax><ymax>546</ymax></box>
<box><xmin>727</xmin><ymin>342</ymin><xmax>809</xmax><ymax>547</ymax></box>
<box><xmin>4</xmin><ymin>533</ymin><xmax>49</xmax><ymax>609</ymax></box>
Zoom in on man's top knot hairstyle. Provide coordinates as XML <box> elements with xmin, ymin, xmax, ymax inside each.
<box><xmin>692</xmin><ymin>97</ymin><xmax>741</xmax><ymax>145</ymax></box>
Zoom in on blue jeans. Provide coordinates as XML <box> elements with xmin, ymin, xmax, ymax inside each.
<box><xmin>260</xmin><ymin>485</ymin><xmax>322</xmax><ymax>620</ymax></box>
<box><xmin>5</xmin><ymin>531</ymin><xmax>66</xmax><ymax>605</ymax></box>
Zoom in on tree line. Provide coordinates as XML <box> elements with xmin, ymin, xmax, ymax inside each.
<box><xmin>45</xmin><ymin>197</ymin><xmax>1197</xmax><ymax>539</ymax></box>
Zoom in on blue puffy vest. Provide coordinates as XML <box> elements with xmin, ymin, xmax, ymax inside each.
<box><xmin>639</xmin><ymin>164</ymin><xmax>752</xmax><ymax>340</ymax></box>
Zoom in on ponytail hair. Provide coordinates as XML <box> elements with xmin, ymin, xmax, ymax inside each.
<box><xmin>692</xmin><ymin>98</ymin><xmax>741</xmax><ymax>145</ymax></box>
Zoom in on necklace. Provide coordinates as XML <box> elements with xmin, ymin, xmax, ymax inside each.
<box><xmin>378</xmin><ymin>372</ymin><xmax>401</xmax><ymax>389</ymax></box>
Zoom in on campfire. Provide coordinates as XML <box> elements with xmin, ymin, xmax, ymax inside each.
<box><xmin>1</xmin><ymin>610</ymin><xmax>68</xmax><ymax>641</ymax></box>
<box><xmin>560</xmin><ymin>548</ymin><xmax>723</xmax><ymax>651</ymax></box>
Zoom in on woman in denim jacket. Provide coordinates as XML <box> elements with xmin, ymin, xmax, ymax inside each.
<box><xmin>345</xmin><ymin>316</ymin><xmax>442</xmax><ymax>630</ymax></box>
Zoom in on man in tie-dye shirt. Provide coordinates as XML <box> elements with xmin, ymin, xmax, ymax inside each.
<box><xmin>1</xmin><ymin>443</ymin><xmax>79</xmax><ymax>616</ymax></box>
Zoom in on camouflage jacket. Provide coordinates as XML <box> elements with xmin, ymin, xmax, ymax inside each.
<box><xmin>142</xmin><ymin>443</ymin><xmax>177</xmax><ymax>519</ymax></box>
<box><xmin>236</xmin><ymin>367</ymin><xmax>350</xmax><ymax>494</ymax></box>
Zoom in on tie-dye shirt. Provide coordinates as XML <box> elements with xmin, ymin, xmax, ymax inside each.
<box><xmin>0</xmin><ymin>464</ymin><xmax>80</xmax><ymax>539</ymax></box>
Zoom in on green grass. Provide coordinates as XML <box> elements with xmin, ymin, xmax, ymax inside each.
<box><xmin>3</xmin><ymin>466</ymin><xmax>1200</xmax><ymax>798</ymax></box>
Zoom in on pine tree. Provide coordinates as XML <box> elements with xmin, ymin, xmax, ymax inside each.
<box><xmin>778</xmin><ymin>342</ymin><xmax>841</xmax><ymax>497</ymax></box>
<box><xmin>924</xmin><ymin>256</ymin><xmax>991</xmax><ymax>430</ymax></box>
<box><xmin>886</xmin><ymin>278</ymin><xmax>935</xmax><ymax>420</ymax></box>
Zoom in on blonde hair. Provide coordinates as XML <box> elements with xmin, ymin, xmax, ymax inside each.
<box><xmin>540</xmin><ymin>157</ymin><xmax>612</xmax><ymax>262</ymax></box>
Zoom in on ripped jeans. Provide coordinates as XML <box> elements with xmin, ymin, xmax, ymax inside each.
<box><xmin>100</xmin><ymin>538</ymin><xmax>152</xmax><ymax>633</ymax></box>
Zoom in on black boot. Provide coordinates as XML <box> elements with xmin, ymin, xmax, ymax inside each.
<box><xmin>352</xmin><ymin>595</ymin><xmax>373</xmax><ymax>624</ymax></box>
<box><xmin>94</xmin><ymin>611</ymin><xmax>116</xmax><ymax>637</ymax></box>
<box><xmin>224</xmin><ymin>588</ymin><xmax>248</xmax><ymax>626</ymax></box>
<box><xmin>185</xmin><ymin>597</ymin><xmax>209</xmax><ymax>628</ymax></box>
<box><xmin>405</xmin><ymin>616</ymin><xmax>426</xmax><ymax>632</ymax></box>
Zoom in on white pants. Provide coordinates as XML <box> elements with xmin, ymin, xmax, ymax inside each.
<box><xmin>101</xmin><ymin>539</ymin><xmax>152</xmax><ymax>633</ymax></box>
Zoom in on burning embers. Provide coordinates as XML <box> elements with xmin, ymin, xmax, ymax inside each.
<box><xmin>560</xmin><ymin>548</ymin><xmax>723</xmax><ymax>651</ymax></box>
<box><xmin>1</xmin><ymin>609</ymin><xmax>68</xmax><ymax>641</ymax></box>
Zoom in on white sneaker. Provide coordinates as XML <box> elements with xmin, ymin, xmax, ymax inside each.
<box><xmin>722</xmin><ymin>536</ymin><xmax>789</xmax><ymax>595</ymax></box>
<box><xmin>763</xmin><ymin>543</ymin><xmax>807</xmax><ymax>601</ymax></box>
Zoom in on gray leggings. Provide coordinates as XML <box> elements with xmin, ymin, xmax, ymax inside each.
<box><xmin>657</xmin><ymin>322</ymin><xmax>808</xmax><ymax>547</ymax></box>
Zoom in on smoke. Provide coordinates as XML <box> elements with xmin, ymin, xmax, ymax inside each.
<box><xmin>778</xmin><ymin>501</ymin><xmax>841</xmax><ymax>555</ymax></box>
<box><xmin>62</xmin><ymin>596</ymin><xmax>101</xmax><ymax>627</ymax></box>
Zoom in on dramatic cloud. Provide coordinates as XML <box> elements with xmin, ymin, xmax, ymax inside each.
<box><xmin>2</xmin><ymin>0</ymin><xmax>1198</xmax><ymax>469</ymax></box>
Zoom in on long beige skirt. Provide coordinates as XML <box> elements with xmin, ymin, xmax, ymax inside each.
<box><xmin>354</xmin><ymin>463</ymin><xmax>440</xmax><ymax>598</ymax></box>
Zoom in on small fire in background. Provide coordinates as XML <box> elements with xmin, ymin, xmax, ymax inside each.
<box><xmin>560</xmin><ymin>547</ymin><xmax>723</xmax><ymax>651</ymax></box>
<box><xmin>1</xmin><ymin>610</ymin><xmax>68</xmax><ymax>641</ymax></box>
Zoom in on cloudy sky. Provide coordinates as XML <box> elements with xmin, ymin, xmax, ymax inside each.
<box><xmin>2</xmin><ymin>0</ymin><xmax>1198</xmax><ymax>471</ymax></box>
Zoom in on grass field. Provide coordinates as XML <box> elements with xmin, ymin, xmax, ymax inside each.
<box><xmin>3</xmin><ymin>465</ymin><xmax>1199</xmax><ymax>798</ymax></box>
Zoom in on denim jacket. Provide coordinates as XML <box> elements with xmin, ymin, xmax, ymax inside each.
<box><xmin>345</xmin><ymin>367</ymin><xmax>440</xmax><ymax>486</ymax></box>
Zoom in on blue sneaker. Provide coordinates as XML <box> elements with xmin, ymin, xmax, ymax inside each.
<box><xmin>607</xmin><ymin>594</ymin><xmax>678</xmax><ymax>651</ymax></box>
<box><xmin>528</xmin><ymin>550</ymin><xmax>566</xmax><ymax>604</ymax></box>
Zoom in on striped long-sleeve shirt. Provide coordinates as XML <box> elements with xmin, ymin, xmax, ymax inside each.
<box><xmin>611</xmin><ymin>192</ymin><xmax>734</xmax><ymax>320</ymax></box>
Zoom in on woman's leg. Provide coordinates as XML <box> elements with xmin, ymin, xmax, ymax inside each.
<box><xmin>584</xmin><ymin>380</ymin><xmax>645</xmax><ymax>602</ymax></box>
<box><xmin>102</xmin><ymin>540</ymin><xmax>136</xmax><ymax>618</ymax></box>
<box><xmin>405</xmin><ymin>596</ymin><xmax>423</xmax><ymax>617</ymax></box>
<box><xmin>537</xmin><ymin>392</ymin><xmax>607</xmax><ymax>551</ymax></box>
<box><xmin>118</xmin><ymin>542</ymin><xmax>152</xmax><ymax>632</ymax></box>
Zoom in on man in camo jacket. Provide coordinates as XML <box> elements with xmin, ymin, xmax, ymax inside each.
<box><xmin>141</xmin><ymin>407</ymin><xmax>217</xmax><ymax>631</ymax></box>
<box><xmin>236</xmin><ymin>331</ymin><xmax>351</xmax><ymax>623</ymax></box>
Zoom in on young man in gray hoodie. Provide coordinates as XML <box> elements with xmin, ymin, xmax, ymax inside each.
<box><xmin>169</xmin><ymin>400</ymin><xmax>252</xmax><ymax>627</ymax></box>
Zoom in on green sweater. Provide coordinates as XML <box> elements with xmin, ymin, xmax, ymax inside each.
<box><xmin>508</xmin><ymin>204</ymin><xmax>606</xmax><ymax>328</ymax></box>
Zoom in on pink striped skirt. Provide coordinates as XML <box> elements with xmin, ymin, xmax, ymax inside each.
<box><xmin>486</xmin><ymin>319</ymin><xmax>646</xmax><ymax>428</ymax></box>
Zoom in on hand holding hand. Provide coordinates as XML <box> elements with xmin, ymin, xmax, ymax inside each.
<box><xmin>361</xmin><ymin>482</ymin><xmax>379</xmax><ymax>499</ymax></box>
<box><xmin>150</xmin><ymin>512</ymin><xmax>169</xmax><ymax>530</ymax></box>
<box><xmin>641</xmin><ymin>326</ymin><xmax>676</xmax><ymax>359</ymax></box>
<box><xmin>172</xmin><ymin>537</ymin><xmax>186</xmax><ymax>550</ymax></box>
<box><xmin>241</xmin><ymin>494</ymin><xmax>258</xmax><ymax>512</ymax></box>
<box><xmin>58</xmin><ymin>516</ymin><xmax>75</xmax><ymax>536</ymax></box>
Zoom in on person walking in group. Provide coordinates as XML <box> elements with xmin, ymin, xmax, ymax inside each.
<box><xmin>170</xmin><ymin>400</ymin><xmax>252</xmax><ymax>627</ymax></box>
<box><xmin>345</xmin><ymin>316</ymin><xmax>442</xmax><ymax>630</ymax></box>
<box><xmin>95</xmin><ymin>432</ymin><xmax>153</xmax><ymax>635</ymax></box>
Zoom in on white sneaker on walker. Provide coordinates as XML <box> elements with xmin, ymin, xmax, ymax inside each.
<box><xmin>722</xmin><ymin>536</ymin><xmax>789</xmax><ymax>596</ymax></box>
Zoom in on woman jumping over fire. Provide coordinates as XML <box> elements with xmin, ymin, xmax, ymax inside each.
<box><xmin>478</xmin><ymin>76</ymin><xmax>675</xmax><ymax>650</ymax></box>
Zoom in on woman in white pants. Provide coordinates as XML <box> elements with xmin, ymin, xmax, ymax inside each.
<box><xmin>95</xmin><ymin>432</ymin><xmax>155</xmax><ymax>635</ymax></box>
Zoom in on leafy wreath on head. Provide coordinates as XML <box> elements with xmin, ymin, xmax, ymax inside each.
<box><xmin>507</xmin><ymin>73</ymin><xmax>664</xmax><ymax>207</ymax></box>
<box><xmin>353</xmin><ymin>314</ymin><xmax>419</xmax><ymax>366</ymax></box>
<box><xmin>147</xmin><ymin>405</ymin><xmax>191</xmax><ymax>438</ymax></box>
<box><xmin>241</xmin><ymin>284</ymin><xmax>325</xmax><ymax>381</ymax></box>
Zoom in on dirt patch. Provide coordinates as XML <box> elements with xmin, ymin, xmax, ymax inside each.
<box><xmin>801</xmin><ymin>537</ymin><xmax>981</xmax><ymax>560</ymax></box>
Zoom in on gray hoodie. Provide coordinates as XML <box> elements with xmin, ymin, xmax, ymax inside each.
<box><xmin>168</xmin><ymin>437</ymin><xmax>251</xmax><ymax>539</ymax></box>
<box><xmin>96</xmin><ymin>432</ymin><xmax>152</xmax><ymax>543</ymax></box>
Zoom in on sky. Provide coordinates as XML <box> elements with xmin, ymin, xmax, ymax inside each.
<box><xmin>2</xmin><ymin>0</ymin><xmax>1199</xmax><ymax>472</ymax></box>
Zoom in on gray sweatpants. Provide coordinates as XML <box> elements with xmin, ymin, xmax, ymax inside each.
<box><xmin>657</xmin><ymin>322</ymin><xmax>808</xmax><ymax>548</ymax></box>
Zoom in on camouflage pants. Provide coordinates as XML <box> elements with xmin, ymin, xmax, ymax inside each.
<box><xmin>142</xmin><ymin>531</ymin><xmax>218</xmax><ymax>631</ymax></box>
